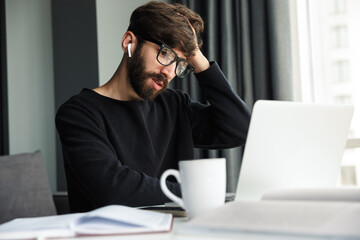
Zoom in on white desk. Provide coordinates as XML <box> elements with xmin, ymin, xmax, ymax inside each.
<box><xmin>52</xmin><ymin>217</ymin><xmax>328</xmax><ymax>240</ymax></box>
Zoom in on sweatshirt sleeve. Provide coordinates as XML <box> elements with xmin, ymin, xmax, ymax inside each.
<box><xmin>186</xmin><ymin>61</ymin><xmax>251</xmax><ymax>149</ymax></box>
<box><xmin>56</xmin><ymin>101</ymin><xmax>181</xmax><ymax>211</ymax></box>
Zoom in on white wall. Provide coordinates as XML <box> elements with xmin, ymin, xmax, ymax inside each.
<box><xmin>96</xmin><ymin>0</ymin><xmax>161</xmax><ymax>85</ymax></box>
<box><xmin>6</xmin><ymin>0</ymin><xmax>56</xmax><ymax>191</ymax></box>
<box><xmin>4</xmin><ymin>0</ymin><xmax>165</xmax><ymax>192</ymax></box>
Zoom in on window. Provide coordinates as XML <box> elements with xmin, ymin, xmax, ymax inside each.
<box><xmin>332</xmin><ymin>60</ymin><xmax>350</xmax><ymax>83</ymax></box>
<box><xmin>330</xmin><ymin>26</ymin><xmax>348</xmax><ymax>48</ymax></box>
<box><xmin>329</xmin><ymin>0</ymin><xmax>347</xmax><ymax>14</ymax></box>
<box><xmin>295</xmin><ymin>0</ymin><xmax>360</xmax><ymax>186</ymax></box>
<box><xmin>334</xmin><ymin>95</ymin><xmax>352</xmax><ymax>104</ymax></box>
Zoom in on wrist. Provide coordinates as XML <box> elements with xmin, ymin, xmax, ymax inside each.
<box><xmin>187</xmin><ymin>50</ymin><xmax>210</xmax><ymax>73</ymax></box>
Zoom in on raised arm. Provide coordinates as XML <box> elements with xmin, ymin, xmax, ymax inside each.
<box><xmin>184</xmin><ymin>62</ymin><xmax>251</xmax><ymax>149</ymax></box>
<box><xmin>182</xmin><ymin>19</ymin><xmax>251</xmax><ymax>148</ymax></box>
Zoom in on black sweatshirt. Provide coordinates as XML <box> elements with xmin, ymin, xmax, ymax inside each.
<box><xmin>56</xmin><ymin>62</ymin><xmax>251</xmax><ymax>213</ymax></box>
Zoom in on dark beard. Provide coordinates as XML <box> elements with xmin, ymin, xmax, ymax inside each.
<box><xmin>127</xmin><ymin>45</ymin><xmax>169</xmax><ymax>100</ymax></box>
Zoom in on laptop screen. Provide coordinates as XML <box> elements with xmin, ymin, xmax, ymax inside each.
<box><xmin>235</xmin><ymin>100</ymin><xmax>354</xmax><ymax>201</ymax></box>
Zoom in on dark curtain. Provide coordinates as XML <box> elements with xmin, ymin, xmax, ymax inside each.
<box><xmin>170</xmin><ymin>0</ymin><xmax>293</xmax><ymax>192</ymax></box>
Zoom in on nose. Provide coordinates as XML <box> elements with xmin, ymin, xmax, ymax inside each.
<box><xmin>160</xmin><ymin>62</ymin><xmax>176</xmax><ymax>80</ymax></box>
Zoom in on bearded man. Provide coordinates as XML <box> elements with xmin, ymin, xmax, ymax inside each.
<box><xmin>56</xmin><ymin>1</ymin><xmax>251</xmax><ymax>213</ymax></box>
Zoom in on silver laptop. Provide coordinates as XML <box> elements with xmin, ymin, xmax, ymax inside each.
<box><xmin>235</xmin><ymin>100</ymin><xmax>354</xmax><ymax>201</ymax></box>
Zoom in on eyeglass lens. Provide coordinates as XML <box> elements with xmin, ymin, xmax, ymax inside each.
<box><xmin>157</xmin><ymin>45</ymin><xmax>192</xmax><ymax>78</ymax></box>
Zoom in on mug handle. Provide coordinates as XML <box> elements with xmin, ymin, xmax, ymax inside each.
<box><xmin>160</xmin><ymin>169</ymin><xmax>184</xmax><ymax>208</ymax></box>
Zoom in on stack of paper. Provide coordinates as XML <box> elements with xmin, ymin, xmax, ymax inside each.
<box><xmin>179</xmin><ymin>188</ymin><xmax>360</xmax><ymax>238</ymax></box>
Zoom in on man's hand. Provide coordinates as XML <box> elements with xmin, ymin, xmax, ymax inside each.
<box><xmin>187</xmin><ymin>47</ymin><xmax>210</xmax><ymax>74</ymax></box>
<box><xmin>184</xmin><ymin>18</ymin><xmax>210</xmax><ymax>73</ymax></box>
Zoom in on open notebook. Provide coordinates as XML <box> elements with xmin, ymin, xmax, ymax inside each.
<box><xmin>0</xmin><ymin>205</ymin><xmax>173</xmax><ymax>240</ymax></box>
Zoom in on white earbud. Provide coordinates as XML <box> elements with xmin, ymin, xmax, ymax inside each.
<box><xmin>127</xmin><ymin>43</ymin><xmax>132</xmax><ymax>57</ymax></box>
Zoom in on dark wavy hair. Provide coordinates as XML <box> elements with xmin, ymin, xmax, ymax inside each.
<box><xmin>127</xmin><ymin>1</ymin><xmax>204</xmax><ymax>56</ymax></box>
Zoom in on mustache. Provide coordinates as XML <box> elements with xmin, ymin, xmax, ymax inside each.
<box><xmin>144</xmin><ymin>73</ymin><xmax>168</xmax><ymax>87</ymax></box>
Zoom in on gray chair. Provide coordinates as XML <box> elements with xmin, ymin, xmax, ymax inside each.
<box><xmin>0</xmin><ymin>150</ymin><xmax>57</xmax><ymax>224</ymax></box>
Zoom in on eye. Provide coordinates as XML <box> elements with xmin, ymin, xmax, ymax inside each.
<box><xmin>159</xmin><ymin>48</ymin><xmax>169</xmax><ymax>57</ymax></box>
<box><xmin>177</xmin><ymin>61</ymin><xmax>187</xmax><ymax>72</ymax></box>
<box><xmin>158</xmin><ymin>47</ymin><xmax>175</xmax><ymax>64</ymax></box>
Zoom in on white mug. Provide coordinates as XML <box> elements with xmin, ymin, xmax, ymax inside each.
<box><xmin>160</xmin><ymin>158</ymin><xmax>226</xmax><ymax>219</ymax></box>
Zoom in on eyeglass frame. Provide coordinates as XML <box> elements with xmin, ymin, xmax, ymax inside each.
<box><xmin>132</xmin><ymin>32</ymin><xmax>194</xmax><ymax>79</ymax></box>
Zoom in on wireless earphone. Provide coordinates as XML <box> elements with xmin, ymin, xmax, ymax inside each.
<box><xmin>127</xmin><ymin>43</ymin><xmax>132</xmax><ymax>58</ymax></box>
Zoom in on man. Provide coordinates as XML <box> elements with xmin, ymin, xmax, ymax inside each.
<box><xmin>56</xmin><ymin>1</ymin><xmax>251</xmax><ymax>213</ymax></box>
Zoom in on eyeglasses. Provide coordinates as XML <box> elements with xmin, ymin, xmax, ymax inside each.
<box><xmin>137</xmin><ymin>34</ymin><xmax>194</xmax><ymax>78</ymax></box>
<box><xmin>155</xmin><ymin>43</ymin><xmax>194</xmax><ymax>78</ymax></box>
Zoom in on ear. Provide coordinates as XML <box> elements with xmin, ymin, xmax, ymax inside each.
<box><xmin>122</xmin><ymin>31</ymin><xmax>137</xmax><ymax>57</ymax></box>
